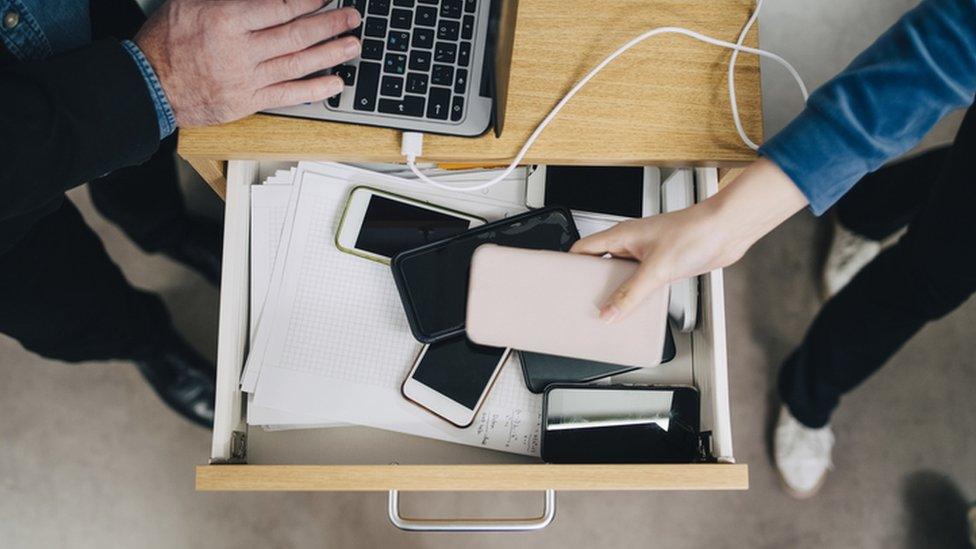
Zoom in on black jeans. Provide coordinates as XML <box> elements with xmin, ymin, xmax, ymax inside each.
<box><xmin>0</xmin><ymin>2</ymin><xmax>189</xmax><ymax>362</ymax></box>
<box><xmin>779</xmin><ymin>103</ymin><xmax>976</xmax><ymax>428</ymax></box>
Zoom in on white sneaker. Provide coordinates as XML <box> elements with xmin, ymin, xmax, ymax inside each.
<box><xmin>968</xmin><ymin>503</ymin><xmax>976</xmax><ymax>548</ymax></box>
<box><xmin>774</xmin><ymin>406</ymin><xmax>834</xmax><ymax>499</ymax></box>
<box><xmin>821</xmin><ymin>220</ymin><xmax>882</xmax><ymax>299</ymax></box>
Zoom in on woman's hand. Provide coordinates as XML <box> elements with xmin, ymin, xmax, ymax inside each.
<box><xmin>570</xmin><ymin>158</ymin><xmax>808</xmax><ymax>322</ymax></box>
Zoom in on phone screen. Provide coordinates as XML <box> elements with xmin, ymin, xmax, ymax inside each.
<box><xmin>355</xmin><ymin>195</ymin><xmax>473</xmax><ymax>258</ymax></box>
<box><xmin>412</xmin><ymin>336</ymin><xmax>506</xmax><ymax>409</ymax></box>
<box><xmin>544</xmin><ymin>166</ymin><xmax>645</xmax><ymax>217</ymax></box>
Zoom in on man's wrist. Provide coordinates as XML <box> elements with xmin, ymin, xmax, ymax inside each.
<box><xmin>121</xmin><ymin>39</ymin><xmax>177</xmax><ymax>140</ymax></box>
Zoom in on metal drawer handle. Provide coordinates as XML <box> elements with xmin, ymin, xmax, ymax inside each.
<box><xmin>387</xmin><ymin>489</ymin><xmax>556</xmax><ymax>532</ymax></box>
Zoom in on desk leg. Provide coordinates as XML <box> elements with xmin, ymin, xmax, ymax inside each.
<box><xmin>717</xmin><ymin>168</ymin><xmax>745</xmax><ymax>190</ymax></box>
<box><xmin>184</xmin><ymin>157</ymin><xmax>228</xmax><ymax>200</ymax></box>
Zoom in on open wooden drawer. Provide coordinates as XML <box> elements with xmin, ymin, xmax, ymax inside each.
<box><xmin>196</xmin><ymin>160</ymin><xmax>747</xmax><ymax>531</ymax></box>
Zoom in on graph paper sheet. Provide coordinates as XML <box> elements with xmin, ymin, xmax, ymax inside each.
<box><xmin>248</xmin><ymin>177</ymin><xmax>341</xmax><ymax>429</ymax></box>
<box><xmin>249</xmin><ymin>166</ymin><xmax>542</xmax><ymax>455</ymax></box>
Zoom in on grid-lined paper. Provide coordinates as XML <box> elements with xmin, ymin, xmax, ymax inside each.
<box><xmin>250</xmin><ymin>165</ymin><xmax>542</xmax><ymax>455</ymax></box>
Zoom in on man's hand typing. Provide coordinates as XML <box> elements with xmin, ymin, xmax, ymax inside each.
<box><xmin>135</xmin><ymin>0</ymin><xmax>360</xmax><ymax>128</ymax></box>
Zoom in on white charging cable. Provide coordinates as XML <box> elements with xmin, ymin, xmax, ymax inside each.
<box><xmin>400</xmin><ymin>0</ymin><xmax>809</xmax><ymax>192</ymax></box>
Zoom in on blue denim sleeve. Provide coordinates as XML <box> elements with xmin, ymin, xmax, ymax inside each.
<box><xmin>121</xmin><ymin>39</ymin><xmax>176</xmax><ymax>140</ymax></box>
<box><xmin>758</xmin><ymin>0</ymin><xmax>976</xmax><ymax>215</ymax></box>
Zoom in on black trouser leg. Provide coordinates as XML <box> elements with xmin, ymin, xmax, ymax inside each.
<box><xmin>780</xmin><ymin>104</ymin><xmax>976</xmax><ymax>428</ymax></box>
<box><xmin>835</xmin><ymin>147</ymin><xmax>950</xmax><ymax>241</ymax></box>
<box><xmin>0</xmin><ymin>200</ymin><xmax>170</xmax><ymax>362</ymax></box>
<box><xmin>88</xmin><ymin>134</ymin><xmax>189</xmax><ymax>253</ymax></box>
<box><xmin>87</xmin><ymin>0</ymin><xmax>189</xmax><ymax>254</ymax></box>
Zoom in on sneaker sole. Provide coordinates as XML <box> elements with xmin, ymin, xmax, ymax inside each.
<box><xmin>776</xmin><ymin>465</ymin><xmax>828</xmax><ymax>500</ymax></box>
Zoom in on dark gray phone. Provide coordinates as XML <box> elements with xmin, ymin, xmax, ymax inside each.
<box><xmin>520</xmin><ymin>324</ymin><xmax>677</xmax><ymax>393</ymax></box>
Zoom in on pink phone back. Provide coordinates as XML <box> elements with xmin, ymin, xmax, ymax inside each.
<box><xmin>466</xmin><ymin>244</ymin><xmax>669</xmax><ymax>368</ymax></box>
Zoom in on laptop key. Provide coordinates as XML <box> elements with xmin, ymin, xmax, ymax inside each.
<box><xmin>409</xmin><ymin>50</ymin><xmax>432</xmax><ymax>71</ymax></box>
<box><xmin>384</xmin><ymin>52</ymin><xmax>407</xmax><ymax>74</ymax></box>
<box><xmin>381</xmin><ymin>75</ymin><xmax>404</xmax><ymax>96</ymax></box>
<box><xmin>327</xmin><ymin>94</ymin><xmax>341</xmax><ymax>108</ymax></box>
<box><xmin>354</xmin><ymin>61</ymin><xmax>381</xmax><ymax>111</ymax></box>
<box><xmin>440</xmin><ymin>0</ymin><xmax>462</xmax><ymax>19</ymax></box>
<box><xmin>454</xmin><ymin>68</ymin><xmax>467</xmax><ymax>94</ymax></box>
<box><xmin>364</xmin><ymin>17</ymin><xmax>387</xmax><ymax>38</ymax></box>
<box><xmin>427</xmin><ymin>87</ymin><xmax>451</xmax><ymax>119</ymax></box>
<box><xmin>434</xmin><ymin>42</ymin><xmax>457</xmax><ymax>63</ymax></box>
<box><xmin>362</xmin><ymin>38</ymin><xmax>385</xmax><ymax>60</ymax></box>
<box><xmin>343</xmin><ymin>0</ymin><xmax>366</xmax><ymax>14</ymax></box>
<box><xmin>415</xmin><ymin>6</ymin><xmax>437</xmax><ymax>27</ymax></box>
<box><xmin>461</xmin><ymin>15</ymin><xmax>474</xmax><ymax>39</ymax></box>
<box><xmin>406</xmin><ymin>72</ymin><xmax>429</xmax><ymax>94</ymax></box>
<box><xmin>438</xmin><ymin>20</ymin><xmax>460</xmax><ymax>41</ymax></box>
<box><xmin>390</xmin><ymin>8</ymin><xmax>412</xmax><ymax>29</ymax></box>
<box><xmin>378</xmin><ymin>95</ymin><xmax>425</xmax><ymax>117</ymax></box>
<box><xmin>393</xmin><ymin>0</ymin><xmax>414</xmax><ymax>5</ymax></box>
<box><xmin>458</xmin><ymin>41</ymin><xmax>471</xmax><ymax>66</ymax></box>
<box><xmin>417</xmin><ymin>0</ymin><xmax>437</xmax><ymax>4</ymax></box>
<box><xmin>387</xmin><ymin>31</ymin><xmax>409</xmax><ymax>52</ymax></box>
<box><xmin>431</xmin><ymin>64</ymin><xmax>454</xmax><ymax>86</ymax></box>
<box><xmin>464</xmin><ymin>0</ymin><xmax>476</xmax><ymax>13</ymax></box>
<box><xmin>333</xmin><ymin>64</ymin><xmax>357</xmax><ymax>86</ymax></box>
<box><xmin>450</xmin><ymin>95</ymin><xmax>464</xmax><ymax>121</ymax></box>
<box><xmin>367</xmin><ymin>0</ymin><xmax>390</xmax><ymax>16</ymax></box>
<box><xmin>412</xmin><ymin>28</ymin><xmax>435</xmax><ymax>49</ymax></box>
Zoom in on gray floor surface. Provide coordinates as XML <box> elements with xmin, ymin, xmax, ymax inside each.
<box><xmin>2</xmin><ymin>1</ymin><xmax>974</xmax><ymax>547</ymax></box>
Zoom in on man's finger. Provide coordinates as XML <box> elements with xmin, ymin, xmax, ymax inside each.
<box><xmin>254</xmin><ymin>74</ymin><xmax>345</xmax><ymax>110</ymax></box>
<box><xmin>241</xmin><ymin>0</ymin><xmax>330</xmax><ymax>31</ymax></box>
<box><xmin>599</xmin><ymin>261</ymin><xmax>666</xmax><ymax>323</ymax></box>
<box><xmin>252</xmin><ymin>7</ymin><xmax>360</xmax><ymax>58</ymax></box>
<box><xmin>257</xmin><ymin>36</ymin><xmax>360</xmax><ymax>85</ymax></box>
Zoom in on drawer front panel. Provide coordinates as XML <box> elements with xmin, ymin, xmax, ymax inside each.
<box><xmin>197</xmin><ymin>464</ymin><xmax>748</xmax><ymax>491</ymax></box>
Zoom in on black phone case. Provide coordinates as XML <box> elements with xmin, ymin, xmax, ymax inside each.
<box><xmin>520</xmin><ymin>323</ymin><xmax>677</xmax><ymax>394</ymax></box>
<box><xmin>390</xmin><ymin>206</ymin><xmax>579</xmax><ymax>344</ymax></box>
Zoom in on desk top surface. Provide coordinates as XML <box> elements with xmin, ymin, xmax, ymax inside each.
<box><xmin>177</xmin><ymin>0</ymin><xmax>762</xmax><ymax>166</ymax></box>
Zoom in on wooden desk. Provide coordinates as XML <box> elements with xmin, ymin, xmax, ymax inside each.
<box><xmin>178</xmin><ymin>0</ymin><xmax>762</xmax><ymax>197</ymax></box>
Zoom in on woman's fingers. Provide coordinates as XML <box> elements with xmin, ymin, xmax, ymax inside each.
<box><xmin>570</xmin><ymin>224</ymin><xmax>637</xmax><ymax>257</ymax></box>
<box><xmin>599</xmin><ymin>260</ymin><xmax>666</xmax><ymax>322</ymax></box>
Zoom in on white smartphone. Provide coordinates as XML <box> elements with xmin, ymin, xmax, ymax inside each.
<box><xmin>525</xmin><ymin>165</ymin><xmax>660</xmax><ymax>220</ymax></box>
<box><xmin>661</xmin><ymin>169</ymin><xmax>699</xmax><ymax>332</ymax></box>
<box><xmin>401</xmin><ymin>336</ymin><xmax>511</xmax><ymax>427</ymax></box>
<box><xmin>335</xmin><ymin>187</ymin><xmax>485</xmax><ymax>264</ymax></box>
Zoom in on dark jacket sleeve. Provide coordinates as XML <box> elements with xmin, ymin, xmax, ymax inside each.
<box><xmin>0</xmin><ymin>38</ymin><xmax>161</xmax><ymax>222</ymax></box>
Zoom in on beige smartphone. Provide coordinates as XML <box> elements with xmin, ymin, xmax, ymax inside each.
<box><xmin>465</xmin><ymin>244</ymin><xmax>669</xmax><ymax>368</ymax></box>
<box><xmin>335</xmin><ymin>187</ymin><xmax>486</xmax><ymax>265</ymax></box>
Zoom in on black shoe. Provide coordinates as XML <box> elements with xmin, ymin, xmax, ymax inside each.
<box><xmin>164</xmin><ymin>216</ymin><xmax>222</xmax><ymax>286</ymax></box>
<box><xmin>134</xmin><ymin>333</ymin><xmax>215</xmax><ymax>429</ymax></box>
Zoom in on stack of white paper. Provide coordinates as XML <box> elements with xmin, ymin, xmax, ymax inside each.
<box><xmin>244</xmin><ymin>162</ymin><xmax>548</xmax><ymax>455</ymax></box>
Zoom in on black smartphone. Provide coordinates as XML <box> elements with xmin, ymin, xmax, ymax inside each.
<box><xmin>525</xmin><ymin>165</ymin><xmax>657</xmax><ymax>218</ymax></box>
<box><xmin>390</xmin><ymin>207</ymin><xmax>579</xmax><ymax>343</ymax></box>
<box><xmin>520</xmin><ymin>324</ymin><xmax>677</xmax><ymax>393</ymax></box>
<box><xmin>541</xmin><ymin>384</ymin><xmax>702</xmax><ymax>464</ymax></box>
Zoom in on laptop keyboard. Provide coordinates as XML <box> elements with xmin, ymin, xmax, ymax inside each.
<box><xmin>329</xmin><ymin>0</ymin><xmax>478</xmax><ymax>123</ymax></box>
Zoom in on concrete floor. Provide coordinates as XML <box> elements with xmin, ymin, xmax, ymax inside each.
<box><xmin>2</xmin><ymin>1</ymin><xmax>974</xmax><ymax>548</ymax></box>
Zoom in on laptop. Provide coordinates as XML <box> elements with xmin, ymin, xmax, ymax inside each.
<box><xmin>264</xmin><ymin>0</ymin><xmax>519</xmax><ymax>137</ymax></box>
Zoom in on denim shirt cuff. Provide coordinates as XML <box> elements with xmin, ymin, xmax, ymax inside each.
<box><xmin>121</xmin><ymin>39</ymin><xmax>176</xmax><ymax>139</ymax></box>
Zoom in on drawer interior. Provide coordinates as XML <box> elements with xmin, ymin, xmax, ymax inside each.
<box><xmin>210</xmin><ymin>161</ymin><xmax>734</xmax><ymax>467</ymax></box>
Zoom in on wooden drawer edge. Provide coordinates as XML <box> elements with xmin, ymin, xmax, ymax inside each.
<box><xmin>196</xmin><ymin>464</ymin><xmax>749</xmax><ymax>492</ymax></box>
